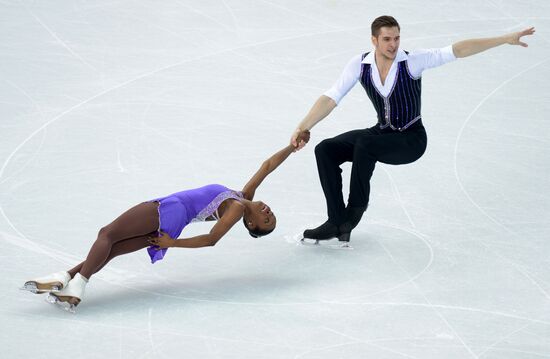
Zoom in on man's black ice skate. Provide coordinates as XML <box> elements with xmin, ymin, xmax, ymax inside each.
<box><xmin>337</xmin><ymin>206</ymin><xmax>366</xmax><ymax>242</ymax></box>
<box><xmin>302</xmin><ymin>220</ymin><xmax>339</xmax><ymax>243</ymax></box>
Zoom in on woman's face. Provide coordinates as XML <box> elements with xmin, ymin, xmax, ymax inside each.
<box><xmin>246</xmin><ymin>200</ymin><xmax>276</xmax><ymax>232</ymax></box>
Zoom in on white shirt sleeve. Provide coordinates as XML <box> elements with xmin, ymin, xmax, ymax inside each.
<box><xmin>323</xmin><ymin>54</ymin><xmax>363</xmax><ymax>105</ymax></box>
<box><xmin>406</xmin><ymin>45</ymin><xmax>457</xmax><ymax>78</ymax></box>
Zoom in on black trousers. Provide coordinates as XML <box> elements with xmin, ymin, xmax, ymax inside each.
<box><xmin>314</xmin><ymin>121</ymin><xmax>427</xmax><ymax>224</ymax></box>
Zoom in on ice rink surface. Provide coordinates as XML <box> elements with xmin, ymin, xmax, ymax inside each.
<box><xmin>1</xmin><ymin>1</ymin><xmax>550</xmax><ymax>358</ymax></box>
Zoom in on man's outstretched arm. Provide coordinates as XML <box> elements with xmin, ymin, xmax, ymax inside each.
<box><xmin>291</xmin><ymin>95</ymin><xmax>337</xmax><ymax>150</ymax></box>
<box><xmin>452</xmin><ymin>27</ymin><xmax>535</xmax><ymax>58</ymax></box>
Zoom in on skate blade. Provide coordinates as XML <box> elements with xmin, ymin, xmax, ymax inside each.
<box><xmin>285</xmin><ymin>233</ymin><xmax>353</xmax><ymax>250</ymax></box>
<box><xmin>20</xmin><ymin>282</ymin><xmax>62</xmax><ymax>294</ymax></box>
<box><xmin>300</xmin><ymin>238</ymin><xmax>321</xmax><ymax>246</ymax></box>
<box><xmin>285</xmin><ymin>233</ymin><xmax>319</xmax><ymax>246</ymax></box>
<box><xmin>304</xmin><ymin>239</ymin><xmax>353</xmax><ymax>250</ymax></box>
<box><xmin>327</xmin><ymin>242</ymin><xmax>354</xmax><ymax>250</ymax></box>
<box><xmin>45</xmin><ymin>294</ymin><xmax>77</xmax><ymax>314</ymax></box>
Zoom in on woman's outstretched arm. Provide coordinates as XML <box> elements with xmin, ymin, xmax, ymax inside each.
<box><xmin>242</xmin><ymin>131</ymin><xmax>309</xmax><ymax>200</ymax></box>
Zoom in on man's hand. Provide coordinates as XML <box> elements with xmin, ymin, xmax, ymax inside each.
<box><xmin>148</xmin><ymin>231</ymin><xmax>175</xmax><ymax>249</ymax></box>
<box><xmin>291</xmin><ymin>129</ymin><xmax>311</xmax><ymax>152</ymax></box>
<box><xmin>453</xmin><ymin>26</ymin><xmax>536</xmax><ymax>58</ymax></box>
<box><xmin>506</xmin><ymin>27</ymin><xmax>535</xmax><ymax>47</ymax></box>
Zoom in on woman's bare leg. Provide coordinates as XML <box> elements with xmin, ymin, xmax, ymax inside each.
<box><xmin>77</xmin><ymin>202</ymin><xmax>159</xmax><ymax>279</ymax></box>
<box><xmin>67</xmin><ymin>234</ymin><xmax>153</xmax><ymax>278</ymax></box>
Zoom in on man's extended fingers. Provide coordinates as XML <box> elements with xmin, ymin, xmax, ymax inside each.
<box><xmin>509</xmin><ymin>27</ymin><xmax>535</xmax><ymax>46</ymax></box>
<box><xmin>518</xmin><ymin>27</ymin><xmax>535</xmax><ymax>41</ymax></box>
<box><xmin>520</xmin><ymin>27</ymin><xmax>535</xmax><ymax>36</ymax></box>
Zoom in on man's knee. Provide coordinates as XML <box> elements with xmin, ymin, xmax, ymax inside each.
<box><xmin>315</xmin><ymin>138</ymin><xmax>338</xmax><ymax>157</ymax></box>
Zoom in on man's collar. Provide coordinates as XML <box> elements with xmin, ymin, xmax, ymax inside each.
<box><xmin>361</xmin><ymin>49</ymin><xmax>408</xmax><ymax>64</ymax></box>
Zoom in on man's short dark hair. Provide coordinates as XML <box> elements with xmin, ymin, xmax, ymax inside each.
<box><xmin>371</xmin><ymin>15</ymin><xmax>400</xmax><ymax>37</ymax></box>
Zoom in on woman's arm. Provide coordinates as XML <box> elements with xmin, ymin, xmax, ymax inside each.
<box><xmin>241</xmin><ymin>134</ymin><xmax>308</xmax><ymax>200</ymax></box>
<box><xmin>148</xmin><ymin>201</ymin><xmax>244</xmax><ymax>248</ymax></box>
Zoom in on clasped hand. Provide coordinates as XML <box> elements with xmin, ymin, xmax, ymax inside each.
<box><xmin>292</xmin><ymin>129</ymin><xmax>311</xmax><ymax>152</ymax></box>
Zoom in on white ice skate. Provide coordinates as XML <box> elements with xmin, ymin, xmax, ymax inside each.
<box><xmin>46</xmin><ymin>273</ymin><xmax>88</xmax><ymax>313</ymax></box>
<box><xmin>21</xmin><ymin>271</ymin><xmax>71</xmax><ymax>294</ymax></box>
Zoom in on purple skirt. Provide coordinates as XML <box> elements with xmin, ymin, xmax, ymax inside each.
<box><xmin>147</xmin><ymin>197</ymin><xmax>190</xmax><ymax>264</ymax></box>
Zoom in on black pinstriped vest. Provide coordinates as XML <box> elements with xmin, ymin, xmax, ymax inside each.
<box><xmin>359</xmin><ymin>51</ymin><xmax>422</xmax><ymax>131</ymax></box>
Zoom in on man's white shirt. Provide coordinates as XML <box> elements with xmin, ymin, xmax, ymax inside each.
<box><xmin>324</xmin><ymin>45</ymin><xmax>457</xmax><ymax>104</ymax></box>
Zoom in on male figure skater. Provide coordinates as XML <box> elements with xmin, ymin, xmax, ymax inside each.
<box><xmin>291</xmin><ymin>15</ymin><xmax>535</xmax><ymax>242</ymax></box>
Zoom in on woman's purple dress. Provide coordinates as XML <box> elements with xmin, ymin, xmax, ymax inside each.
<box><xmin>147</xmin><ymin>184</ymin><xmax>243</xmax><ymax>263</ymax></box>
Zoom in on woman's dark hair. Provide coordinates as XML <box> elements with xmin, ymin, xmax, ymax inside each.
<box><xmin>371</xmin><ymin>15</ymin><xmax>400</xmax><ymax>37</ymax></box>
<box><xmin>243</xmin><ymin>217</ymin><xmax>275</xmax><ymax>238</ymax></box>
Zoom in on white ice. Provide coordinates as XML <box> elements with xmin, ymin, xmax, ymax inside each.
<box><xmin>1</xmin><ymin>1</ymin><xmax>550</xmax><ymax>358</ymax></box>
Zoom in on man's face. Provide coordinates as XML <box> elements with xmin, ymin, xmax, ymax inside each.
<box><xmin>372</xmin><ymin>26</ymin><xmax>400</xmax><ymax>61</ymax></box>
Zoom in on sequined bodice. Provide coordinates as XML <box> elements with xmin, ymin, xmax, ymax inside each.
<box><xmin>191</xmin><ymin>190</ymin><xmax>244</xmax><ymax>222</ymax></box>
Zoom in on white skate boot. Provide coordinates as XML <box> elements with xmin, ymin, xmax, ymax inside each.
<box><xmin>46</xmin><ymin>273</ymin><xmax>88</xmax><ymax>313</ymax></box>
<box><xmin>21</xmin><ymin>271</ymin><xmax>71</xmax><ymax>294</ymax></box>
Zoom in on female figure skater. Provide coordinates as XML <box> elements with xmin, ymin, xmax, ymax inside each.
<box><xmin>21</xmin><ymin>132</ymin><xmax>309</xmax><ymax>312</ymax></box>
